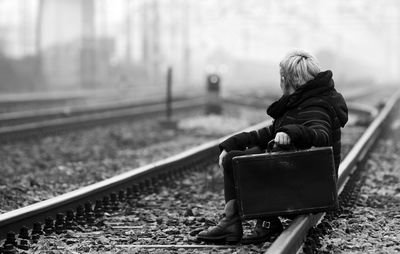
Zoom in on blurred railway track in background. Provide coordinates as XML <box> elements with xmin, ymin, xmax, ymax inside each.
<box><xmin>0</xmin><ymin>96</ymin><xmax>205</xmax><ymax>142</ymax></box>
<box><xmin>0</xmin><ymin>86</ymin><xmax>195</xmax><ymax>113</ymax></box>
<box><xmin>0</xmin><ymin>85</ymin><xmax>382</xmax><ymax>142</ymax></box>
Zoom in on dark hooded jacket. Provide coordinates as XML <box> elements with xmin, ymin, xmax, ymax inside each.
<box><xmin>219</xmin><ymin>70</ymin><xmax>348</xmax><ymax>173</ymax></box>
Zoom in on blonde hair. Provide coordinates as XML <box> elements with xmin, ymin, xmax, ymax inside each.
<box><xmin>279</xmin><ymin>50</ymin><xmax>321</xmax><ymax>92</ymax></box>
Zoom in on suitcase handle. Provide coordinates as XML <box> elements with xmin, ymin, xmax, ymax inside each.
<box><xmin>267</xmin><ymin>140</ymin><xmax>276</xmax><ymax>152</ymax></box>
<box><xmin>267</xmin><ymin>140</ymin><xmax>297</xmax><ymax>153</ymax></box>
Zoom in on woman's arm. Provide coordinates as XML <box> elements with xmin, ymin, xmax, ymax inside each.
<box><xmin>219</xmin><ymin>125</ymin><xmax>274</xmax><ymax>152</ymax></box>
<box><xmin>278</xmin><ymin>105</ymin><xmax>333</xmax><ymax>148</ymax></box>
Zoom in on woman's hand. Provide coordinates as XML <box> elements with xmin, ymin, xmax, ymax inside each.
<box><xmin>219</xmin><ymin>150</ymin><xmax>228</xmax><ymax>167</ymax></box>
<box><xmin>274</xmin><ymin>132</ymin><xmax>291</xmax><ymax>146</ymax></box>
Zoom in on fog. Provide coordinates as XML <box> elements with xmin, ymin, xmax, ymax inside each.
<box><xmin>0</xmin><ymin>0</ymin><xmax>399</xmax><ymax>95</ymax></box>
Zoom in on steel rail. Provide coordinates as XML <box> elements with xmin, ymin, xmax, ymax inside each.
<box><xmin>0</xmin><ymin>87</ymin><xmax>204</xmax><ymax>115</ymax></box>
<box><xmin>0</xmin><ymin>97</ymin><xmax>205</xmax><ymax>141</ymax></box>
<box><xmin>0</xmin><ymin>120</ymin><xmax>270</xmax><ymax>239</ymax></box>
<box><xmin>114</xmin><ymin>244</ymin><xmax>236</xmax><ymax>249</ymax></box>
<box><xmin>0</xmin><ymin>93</ymin><xmax>86</xmax><ymax>106</ymax></box>
<box><xmin>0</xmin><ymin>86</ymin><xmax>166</xmax><ymax>104</ymax></box>
<box><xmin>0</xmin><ymin>96</ymin><xmax>198</xmax><ymax>126</ymax></box>
<box><xmin>342</xmin><ymin>86</ymin><xmax>381</xmax><ymax>101</ymax></box>
<box><xmin>265</xmin><ymin>88</ymin><xmax>400</xmax><ymax>254</ymax></box>
<box><xmin>346</xmin><ymin>102</ymin><xmax>379</xmax><ymax>118</ymax></box>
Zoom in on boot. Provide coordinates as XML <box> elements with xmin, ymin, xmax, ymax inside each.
<box><xmin>241</xmin><ymin>217</ymin><xmax>283</xmax><ymax>245</ymax></box>
<box><xmin>197</xmin><ymin>200</ymin><xmax>243</xmax><ymax>244</ymax></box>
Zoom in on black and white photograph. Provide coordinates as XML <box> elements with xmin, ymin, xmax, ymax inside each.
<box><xmin>0</xmin><ymin>0</ymin><xmax>399</xmax><ymax>253</ymax></box>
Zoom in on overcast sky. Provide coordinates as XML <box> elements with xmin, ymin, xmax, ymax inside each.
<box><xmin>89</xmin><ymin>0</ymin><xmax>400</xmax><ymax>83</ymax></box>
<box><xmin>0</xmin><ymin>0</ymin><xmax>399</xmax><ymax>85</ymax></box>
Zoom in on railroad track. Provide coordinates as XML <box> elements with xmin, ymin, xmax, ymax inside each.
<box><xmin>0</xmin><ymin>86</ymin><xmax>193</xmax><ymax>114</ymax></box>
<box><xmin>0</xmin><ymin>93</ymin><xmax>86</xmax><ymax>114</ymax></box>
<box><xmin>0</xmin><ymin>89</ymin><xmax>397</xmax><ymax>253</ymax></box>
<box><xmin>0</xmin><ymin>96</ymin><xmax>205</xmax><ymax>142</ymax></box>
<box><xmin>0</xmin><ymin>86</ymin><xmax>383</xmax><ymax>142</ymax></box>
<box><xmin>0</xmin><ymin>96</ymin><xmax>190</xmax><ymax>126</ymax></box>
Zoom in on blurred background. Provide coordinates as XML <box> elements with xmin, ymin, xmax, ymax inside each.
<box><xmin>0</xmin><ymin>0</ymin><xmax>399</xmax><ymax>97</ymax></box>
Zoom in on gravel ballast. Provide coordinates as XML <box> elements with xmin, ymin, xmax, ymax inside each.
<box><xmin>0</xmin><ymin>106</ymin><xmax>265</xmax><ymax>213</ymax></box>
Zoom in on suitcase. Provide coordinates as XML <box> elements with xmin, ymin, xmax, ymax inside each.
<box><xmin>232</xmin><ymin>145</ymin><xmax>338</xmax><ymax>220</ymax></box>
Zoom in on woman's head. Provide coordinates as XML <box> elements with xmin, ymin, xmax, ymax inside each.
<box><xmin>279</xmin><ymin>50</ymin><xmax>321</xmax><ymax>95</ymax></box>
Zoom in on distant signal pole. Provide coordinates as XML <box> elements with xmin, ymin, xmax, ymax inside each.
<box><xmin>182</xmin><ymin>0</ymin><xmax>190</xmax><ymax>87</ymax></box>
<box><xmin>35</xmin><ymin>0</ymin><xmax>44</xmax><ymax>85</ymax></box>
<box><xmin>126</xmin><ymin>0</ymin><xmax>132</xmax><ymax>64</ymax></box>
<box><xmin>81</xmin><ymin>0</ymin><xmax>96</xmax><ymax>88</ymax></box>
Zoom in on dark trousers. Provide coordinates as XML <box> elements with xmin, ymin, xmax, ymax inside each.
<box><xmin>222</xmin><ymin>147</ymin><xmax>263</xmax><ymax>202</ymax></box>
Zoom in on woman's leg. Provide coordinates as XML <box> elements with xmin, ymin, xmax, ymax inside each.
<box><xmin>197</xmin><ymin>148</ymin><xmax>262</xmax><ymax>243</ymax></box>
<box><xmin>222</xmin><ymin>148</ymin><xmax>263</xmax><ymax>202</ymax></box>
<box><xmin>221</xmin><ymin>148</ymin><xmax>283</xmax><ymax>245</ymax></box>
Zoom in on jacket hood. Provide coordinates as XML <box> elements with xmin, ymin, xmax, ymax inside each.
<box><xmin>319</xmin><ymin>85</ymin><xmax>348</xmax><ymax>128</ymax></box>
<box><xmin>267</xmin><ymin>70</ymin><xmax>348</xmax><ymax>127</ymax></box>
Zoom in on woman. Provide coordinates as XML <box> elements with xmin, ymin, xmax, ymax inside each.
<box><xmin>197</xmin><ymin>50</ymin><xmax>348</xmax><ymax>244</ymax></box>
